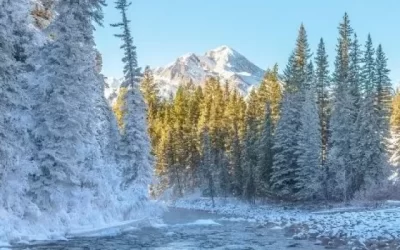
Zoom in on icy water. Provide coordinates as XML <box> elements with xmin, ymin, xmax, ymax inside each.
<box><xmin>13</xmin><ymin>208</ymin><xmax>333</xmax><ymax>250</ymax></box>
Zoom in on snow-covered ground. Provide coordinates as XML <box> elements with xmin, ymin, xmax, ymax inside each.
<box><xmin>172</xmin><ymin>197</ymin><xmax>400</xmax><ymax>247</ymax></box>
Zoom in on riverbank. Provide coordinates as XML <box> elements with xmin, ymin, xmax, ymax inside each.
<box><xmin>172</xmin><ymin>197</ymin><xmax>400</xmax><ymax>249</ymax></box>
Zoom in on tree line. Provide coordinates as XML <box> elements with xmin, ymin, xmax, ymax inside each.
<box><xmin>131</xmin><ymin>13</ymin><xmax>395</xmax><ymax>203</ymax></box>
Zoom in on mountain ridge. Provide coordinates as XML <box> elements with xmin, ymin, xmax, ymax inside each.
<box><xmin>105</xmin><ymin>45</ymin><xmax>265</xmax><ymax>103</ymax></box>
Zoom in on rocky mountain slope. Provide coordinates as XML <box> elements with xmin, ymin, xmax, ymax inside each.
<box><xmin>105</xmin><ymin>45</ymin><xmax>265</xmax><ymax>102</ymax></box>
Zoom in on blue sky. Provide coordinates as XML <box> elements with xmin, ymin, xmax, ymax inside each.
<box><xmin>94</xmin><ymin>0</ymin><xmax>400</xmax><ymax>83</ymax></box>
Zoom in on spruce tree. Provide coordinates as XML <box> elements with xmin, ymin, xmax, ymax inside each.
<box><xmin>31</xmin><ymin>0</ymin><xmax>109</xmax><ymax>212</ymax></box>
<box><xmin>226</xmin><ymin>89</ymin><xmax>244</xmax><ymax>196</ymax></box>
<box><xmin>270</xmin><ymin>94</ymin><xmax>299</xmax><ymax>199</ymax></box>
<box><xmin>243</xmin><ymin>118</ymin><xmax>258</xmax><ymax>203</ymax></box>
<box><xmin>352</xmin><ymin>35</ymin><xmax>388</xmax><ymax>194</ymax></box>
<box><xmin>200</xmin><ymin>128</ymin><xmax>216</xmax><ymax>207</ymax></box>
<box><xmin>375</xmin><ymin>44</ymin><xmax>392</xmax><ymax>136</ymax></box>
<box><xmin>315</xmin><ymin>38</ymin><xmax>330</xmax><ymax>165</ymax></box>
<box><xmin>361</xmin><ymin>35</ymin><xmax>376</xmax><ymax>95</ymax></box>
<box><xmin>349</xmin><ymin>33</ymin><xmax>362</xmax><ymax>110</ymax></box>
<box><xmin>270</xmin><ymin>24</ymin><xmax>310</xmax><ymax>200</ymax></box>
<box><xmin>257</xmin><ymin>64</ymin><xmax>282</xmax><ymax>127</ymax></box>
<box><xmin>390</xmin><ymin>91</ymin><xmax>400</xmax><ymax>167</ymax></box>
<box><xmin>140</xmin><ymin>66</ymin><xmax>160</xmax><ymax>147</ymax></box>
<box><xmin>112</xmin><ymin>0</ymin><xmax>153</xmax><ymax>212</ymax></box>
<box><xmin>296</xmin><ymin>89</ymin><xmax>323</xmax><ymax>200</ymax></box>
<box><xmin>257</xmin><ymin>102</ymin><xmax>274</xmax><ymax>196</ymax></box>
<box><xmin>0</xmin><ymin>0</ymin><xmax>38</xmax><ymax>224</ymax></box>
<box><xmin>327</xmin><ymin>13</ymin><xmax>356</xmax><ymax>201</ymax></box>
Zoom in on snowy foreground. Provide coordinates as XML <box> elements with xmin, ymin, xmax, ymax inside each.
<box><xmin>173</xmin><ymin>197</ymin><xmax>400</xmax><ymax>248</ymax></box>
<box><xmin>0</xmin><ymin>201</ymin><xmax>163</xmax><ymax>247</ymax></box>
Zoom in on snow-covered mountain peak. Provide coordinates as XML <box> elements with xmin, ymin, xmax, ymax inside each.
<box><xmin>104</xmin><ymin>46</ymin><xmax>265</xmax><ymax>102</ymax></box>
<box><xmin>206</xmin><ymin>45</ymin><xmax>237</xmax><ymax>59</ymax></box>
<box><xmin>154</xmin><ymin>45</ymin><xmax>265</xmax><ymax>96</ymax></box>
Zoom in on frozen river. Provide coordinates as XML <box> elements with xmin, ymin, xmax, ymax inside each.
<box><xmin>13</xmin><ymin>208</ymin><xmax>338</xmax><ymax>250</ymax></box>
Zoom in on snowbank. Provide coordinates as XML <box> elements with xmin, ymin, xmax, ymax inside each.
<box><xmin>0</xmin><ymin>200</ymin><xmax>163</xmax><ymax>245</ymax></box>
<box><xmin>173</xmin><ymin>197</ymin><xmax>400</xmax><ymax>244</ymax></box>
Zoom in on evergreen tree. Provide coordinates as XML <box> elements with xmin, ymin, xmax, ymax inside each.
<box><xmin>0</xmin><ymin>0</ymin><xmax>38</xmax><ymax>222</ymax></box>
<box><xmin>349</xmin><ymin>33</ymin><xmax>362</xmax><ymax>110</ymax></box>
<box><xmin>270</xmin><ymin>94</ymin><xmax>299</xmax><ymax>199</ymax></box>
<box><xmin>390</xmin><ymin>90</ymin><xmax>400</xmax><ymax>167</ymax></box>
<box><xmin>111</xmin><ymin>0</ymin><xmax>140</xmax><ymax>87</ymax></box>
<box><xmin>352</xmin><ymin>35</ymin><xmax>388</xmax><ymax>194</ymax></box>
<box><xmin>295</xmin><ymin>24</ymin><xmax>311</xmax><ymax>90</ymax></box>
<box><xmin>295</xmin><ymin>89</ymin><xmax>323</xmax><ymax>200</ymax></box>
<box><xmin>257</xmin><ymin>102</ymin><xmax>274</xmax><ymax>196</ymax></box>
<box><xmin>140</xmin><ymin>66</ymin><xmax>160</xmax><ymax>147</ymax></box>
<box><xmin>375</xmin><ymin>44</ymin><xmax>392</xmax><ymax>135</ymax></box>
<box><xmin>257</xmin><ymin>64</ymin><xmax>282</xmax><ymax>127</ymax></box>
<box><xmin>270</xmin><ymin>24</ymin><xmax>310</xmax><ymax>200</ymax></box>
<box><xmin>112</xmin><ymin>0</ymin><xmax>153</xmax><ymax>213</ymax></box>
<box><xmin>327</xmin><ymin>13</ymin><xmax>356</xmax><ymax>201</ymax></box>
<box><xmin>225</xmin><ymin>89</ymin><xmax>244</xmax><ymax>196</ymax></box>
<box><xmin>243</xmin><ymin>118</ymin><xmax>258</xmax><ymax>203</ymax></box>
<box><xmin>31</xmin><ymin>0</ymin><xmax>109</xmax><ymax>211</ymax></box>
<box><xmin>200</xmin><ymin>128</ymin><xmax>216</xmax><ymax>207</ymax></box>
<box><xmin>361</xmin><ymin>34</ymin><xmax>376</xmax><ymax>95</ymax></box>
<box><xmin>315</xmin><ymin>38</ymin><xmax>330</xmax><ymax>164</ymax></box>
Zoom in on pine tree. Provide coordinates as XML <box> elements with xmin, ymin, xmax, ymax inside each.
<box><xmin>113</xmin><ymin>87</ymin><xmax>129</xmax><ymax>130</ymax></box>
<box><xmin>0</xmin><ymin>0</ymin><xmax>38</xmax><ymax>222</ymax></box>
<box><xmin>243</xmin><ymin>118</ymin><xmax>258</xmax><ymax>203</ymax></box>
<box><xmin>295</xmin><ymin>89</ymin><xmax>323</xmax><ymax>200</ymax></box>
<box><xmin>295</xmin><ymin>24</ymin><xmax>311</xmax><ymax>90</ymax></box>
<box><xmin>271</xmin><ymin>94</ymin><xmax>299</xmax><ymax>199</ymax></box>
<box><xmin>327</xmin><ymin>13</ymin><xmax>356</xmax><ymax>201</ymax></box>
<box><xmin>270</xmin><ymin>24</ymin><xmax>310</xmax><ymax>200</ymax></box>
<box><xmin>315</xmin><ymin>38</ymin><xmax>330</xmax><ymax>164</ymax></box>
<box><xmin>390</xmin><ymin>91</ymin><xmax>400</xmax><ymax>167</ymax></box>
<box><xmin>112</xmin><ymin>0</ymin><xmax>153</xmax><ymax>214</ymax></box>
<box><xmin>257</xmin><ymin>64</ymin><xmax>282</xmax><ymax>127</ymax></box>
<box><xmin>225</xmin><ymin>89</ymin><xmax>244</xmax><ymax>196</ymax></box>
<box><xmin>31</xmin><ymin>0</ymin><xmax>109</xmax><ymax>212</ymax></box>
<box><xmin>375</xmin><ymin>44</ymin><xmax>392</xmax><ymax>136</ymax></box>
<box><xmin>111</xmin><ymin>0</ymin><xmax>141</xmax><ymax>87</ymax></box>
<box><xmin>140</xmin><ymin>66</ymin><xmax>160</xmax><ymax>147</ymax></box>
<box><xmin>361</xmin><ymin>35</ymin><xmax>376</xmax><ymax>95</ymax></box>
<box><xmin>200</xmin><ymin>128</ymin><xmax>216</xmax><ymax>207</ymax></box>
<box><xmin>351</xmin><ymin>35</ymin><xmax>388</xmax><ymax>194</ymax></box>
<box><xmin>257</xmin><ymin>102</ymin><xmax>274</xmax><ymax>196</ymax></box>
<box><xmin>349</xmin><ymin>33</ymin><xmax>362</xmax><ymax>110</ymax></box>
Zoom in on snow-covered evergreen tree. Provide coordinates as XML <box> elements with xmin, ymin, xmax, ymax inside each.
<box><xmin>349</xmin><ymin>33</ymin><xmax>362</xmax><ymax>110</ymax></box>
<box><xmin>375</xmin><ymin>44</ymin><xmax>392</xmax><ymax>137</ymax></box>
<box><xmin>112</xmin><ymin>0</ymin><xmax>153</xmax><ymax>217</ymax></box>
<box><xmin>270</xmin><ymin>24</ymin><xmax>310</xmax><ymax>200</ymax></box>
<box><xmin>271</xmin><ymin>94</ymin><xmax>299</xmax><ymax>199</ymax></box>
<box><xmin>0</xmin><ymin>0</ymin><xmax>40</xmax><ymax>233</ymax></box>
<box><xmin>295</xmin><ymin>88</ymin><xmax>323</xmax><ymax>200</ymax></box>
<box><xmin>352</xmin><ymin>35</ymin><xmax>389</xmax><ymax>194</ymax></box>
<box><xmin>327</xmin><ymin>13</ymin><xmax>356</xmax><ymax>201</ymax></box>
<box><xmin>315</xmin><ymin>38</ymin><xmax>330</xmax><ymax>166</ymax></box>
<box><xmin>30</xmin><ymin>0</ymin><xmax>109</xmax><ymax>215</ymax></box>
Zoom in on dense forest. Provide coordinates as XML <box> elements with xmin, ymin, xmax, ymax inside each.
<box><xmin>130</xmin><ymin>13</ymin><xmax>400</xmax><ymax>203</ymax></box>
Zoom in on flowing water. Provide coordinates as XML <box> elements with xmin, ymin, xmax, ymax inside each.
<box><xmin>12</xmin><ymin>208</ymin><xmax>335</xmax><ymax>250</ymax></box>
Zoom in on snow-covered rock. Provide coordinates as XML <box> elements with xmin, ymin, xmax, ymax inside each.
<box><xmin>173</xmin><ymin>197</ymin><xmax>400</xmax><ymax>247</ymax></box>
<box><xmin>154</xmin><ymin>45</ymin><xmax>265</xmax><ymax>96</ymax></box>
